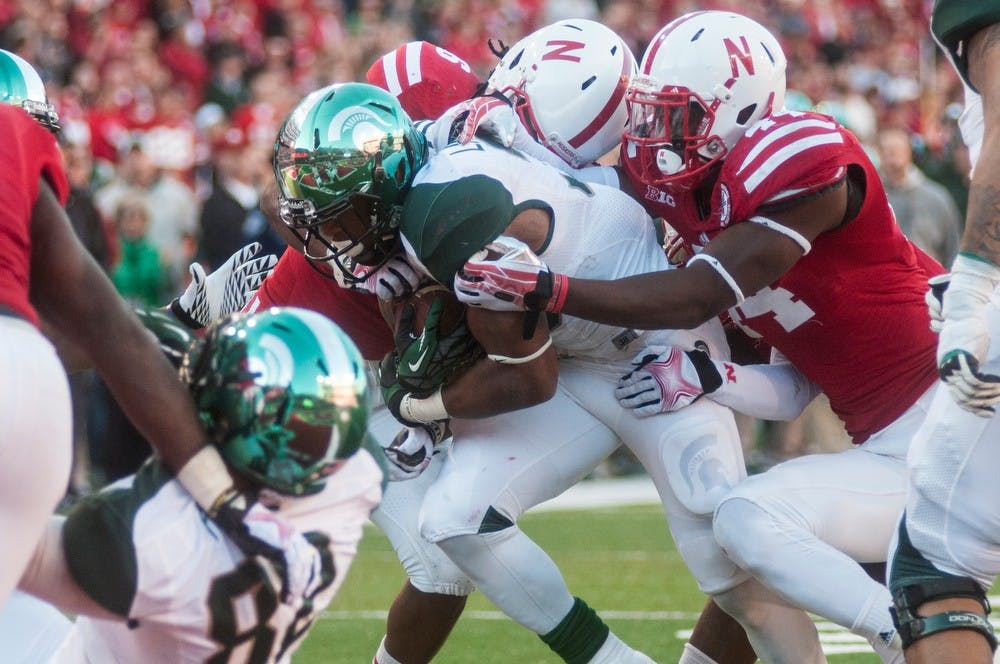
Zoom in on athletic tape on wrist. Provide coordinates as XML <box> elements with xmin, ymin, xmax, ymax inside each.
<box><xmin>402</xmin><ymin>388</ymin><xmax>449</xmax><ymax>423</ymax></box>
<box><xmin>686</xmin><ymin>254</ymin><xmax>746</xmax><ymax>305</ymax></box>
<box><xmin>175</xmin><ymin>446</ymin><xmax>235</xmax><ymax>513</ymax></box>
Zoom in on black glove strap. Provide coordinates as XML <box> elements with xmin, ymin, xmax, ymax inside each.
<box><xmin>169</xmin><ymin>297</ymin><xmax>204</xmax><ymax>330</ymax></box>
<box><xmin>686</xmin><ymin>349</ymin><xmax>723</xmax><ymax>394</ymax></box>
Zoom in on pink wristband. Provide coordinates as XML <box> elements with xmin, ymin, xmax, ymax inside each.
<box><xmin>546</xmin><ymin>274</ymin><xmax>568</xmax><ymax>313</ymax></box>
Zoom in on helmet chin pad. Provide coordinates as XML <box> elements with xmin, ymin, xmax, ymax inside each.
<box><xmin>656</xmin><ymin>148</ymin><xmax>684</xmax><ymax>175</ymax></box>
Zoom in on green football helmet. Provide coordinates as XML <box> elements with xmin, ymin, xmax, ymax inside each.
<box><xmin>0</xmin><ymin>49</ymin><xmax>60</xmax><ymax>134</ymax></box>
<box><xmin>273</xmin><ymin>82</ymin><xmax>427</xmax><ymax>283</ymax></box>
<box><xmin>134</xmin><ymin>305</ymin><xmax>195</xmax><ymax>367</ymax></box>
<box><xmin>182</xmin><ymin>307</ymin><xmax>370</xmax><ymax>496</ymax></box>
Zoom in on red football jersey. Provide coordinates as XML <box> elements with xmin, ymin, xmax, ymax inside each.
<box><xmin>633</xmin><ymin>110</ymin><xmax>943</xmax><ymax>443</ymax></box>
<box><xmin>243</xmin><ymin>250</ymin><xmax>394</xmax><ymax>361</ymax></box>
<box><xmin>0</xmin><ymin>105</ymin><xmax>70</xmax><ymax>326</ymax></box>
<box><xmin>366</xmin><ymin>41</ymin><xmax>480</xmax><ymax>122</ymax></box>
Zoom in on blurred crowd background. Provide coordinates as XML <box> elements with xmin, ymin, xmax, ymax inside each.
<box><xmin>3</xmin><ymin>0</ymin><xmax>965</xmax><ymax>493</ymax></box>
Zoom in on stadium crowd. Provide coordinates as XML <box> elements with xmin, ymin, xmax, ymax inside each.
<box><xmin>0</xmin><ymin>0</ymin><xmax>967</xmax><ymax>485</ymax></box>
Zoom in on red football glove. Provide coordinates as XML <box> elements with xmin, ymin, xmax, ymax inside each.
<box><xmin>454</xmin><ymin>237</ymin><xmax>567</xmax><ymax>313</ymax></box>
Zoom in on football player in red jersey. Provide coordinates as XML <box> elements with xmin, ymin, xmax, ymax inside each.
<box><xmin>0</xmin><ymin>49</ymin><xmax>295</xmax><ymax>609</ymax></box>
<box><xmin>454</xmin><ymin>11</ymin><xmax>943</xmax><ymax>663</ymax></box>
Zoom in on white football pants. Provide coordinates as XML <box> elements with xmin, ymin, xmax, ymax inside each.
<box><xmin>0</xmin><ymin>317</ymin><xmax>71</xmax><ymax>609</ymax></box>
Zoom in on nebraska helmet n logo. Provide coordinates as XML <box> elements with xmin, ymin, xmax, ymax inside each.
<box><xmin>542</xmin><ymin>40</ymin><xmax>585</xmax><ymax>63</ymax></box>
<box><xmin>723</xmin><ymin>36</ymin><xmax>755</xmax><ymax>77</ymax></box>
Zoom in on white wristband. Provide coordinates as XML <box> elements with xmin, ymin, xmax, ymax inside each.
<box><xmin>401</xmin><ymin>388</ymin><xmax>449</xmax><ymax>424</ymax></box>
<box><xmin>175</xmin><ymin>446</ymin><xmax>235</xmax><ymax>513</ymax></box>
<box><xmin>687</xmin><ymin>253</ymin><xmax>746</xmax><ymax>305</ymax></box>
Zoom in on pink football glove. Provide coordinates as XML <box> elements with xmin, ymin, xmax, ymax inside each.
<box><xmin>615</xmin><ymin>345</ymin><xmax>723</xmax><ymax>417</ymax></box>
<box><xmin>454</xmin><ymin>237</ymin><xmax>567</xmax><ymax>313</ymax></box>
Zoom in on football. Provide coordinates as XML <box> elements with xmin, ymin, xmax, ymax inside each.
<box><xmin>383</xmin><ymin>284</ymin><xmax>483</xmax><ymax>393</ymax></box>
<box><xmin>389</xmin><ymin>284</ymin><xmax>469</xmax><ymax>339</ymax></box>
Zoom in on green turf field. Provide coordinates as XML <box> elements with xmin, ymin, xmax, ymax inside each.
<box><xmin>295</xmin><ymin>504</ymin><xmax>884</xmax><ymax>663</ymax></box>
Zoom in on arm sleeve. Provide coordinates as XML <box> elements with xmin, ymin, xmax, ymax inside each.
<box><xmin>709</xmin><ymin>349</ymin><xmax>821</xmax><ymax>420</ymax></box>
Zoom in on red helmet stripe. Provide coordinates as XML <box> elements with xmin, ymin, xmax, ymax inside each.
<box><xmin>568</xmin><ymin>49</ymin><xmax>631</xmax><ymax>149</ymax></box>
<box><xmin>642</xmin><ymin>11</ymin><xmax>709</xmax><ymax>75</ymax></box>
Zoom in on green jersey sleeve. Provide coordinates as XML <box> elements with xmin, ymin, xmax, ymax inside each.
<box><xmin>400</xmin><ymin>173</ymin><xmax>515</xmax><ymax>285</ymax></box>
<box><xmin>61</xmin><ymin>461</ymin><xmax>174</xmax><ymax>618</ymax></box>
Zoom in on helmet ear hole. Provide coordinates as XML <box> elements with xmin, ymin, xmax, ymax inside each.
<box><xmin>736</xmin><ymin>104</ymin><xmax>758</xmax><ymax>126</ymax></box>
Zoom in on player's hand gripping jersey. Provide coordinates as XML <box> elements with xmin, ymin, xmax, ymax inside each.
<box><xmin>632</xmin><ymin>110</ymin><xmax>943</xmax><ymax>442</ymax></box>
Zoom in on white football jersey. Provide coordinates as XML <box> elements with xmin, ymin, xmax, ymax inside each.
<box><xmin>401</xmin><ymin>139</ymin><xmax>727</xmax><ymax>363</ymax></box>
<box><xmin>52</xmin><ymin>450</ymin><xmax>383</xmax><ymax>664</ymax></box>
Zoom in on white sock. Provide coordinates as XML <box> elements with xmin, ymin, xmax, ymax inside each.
<box><xmin>587</xmin><ymin>631</ymin><xmax>656</xmax><ymax>664</ymax></box>
<box><xmin>679</xmin><ymin>643</ymin><xmax>718</xmax><ymax>664</ymax></box>
<box><xmin>851</xmin><ymin>591</ymin><xmax>903</xmax><ymax>664</ymax></box>
<box><xmin>374</xmin><ymin>635</ymin><xmax>404</xmax><ymax>664</ymax></box>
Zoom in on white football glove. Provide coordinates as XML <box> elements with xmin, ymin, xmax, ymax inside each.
<box><xmin>925</xmin><ymin>273</ymin><xmax>950</xmax><ymax>333</ymax></box>
<box><xmin>937</xmin><ymin>254</ymin><xmax>1000</xmax><ymax>417</ymax></box>
<box><xmin>350</xmin><ymin>253</ymin><xmax>426</xmax><ymax>301</ymax></box>
<box><xmin>615</xmin><ymin>345</ymin><xmax>724</xmax><ymax>417</ymax></box>
<box><xmin>171</xmin><ymin>242</ymin><xmax>277</xmax><ymax>329</ymax></box>
<box><xmin>380</xmin><ymin>424</ymin><xmax>446</xmax><ymax>481</ymax></box>
<box><xmin>243</xmin><ymin>503</ymin><xmax>322</xmax><ymax>606</ymax></box>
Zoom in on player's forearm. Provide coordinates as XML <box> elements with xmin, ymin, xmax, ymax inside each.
<box><xmin>709</xmin><ymin>360</ymin><xmax>821</xmax><ymax>421</ymax></box>
<box><xmin>442</xmin><ymin>351</ymin><xmax>558</xmax><ymax>418</ymax></box>
<box><xmin>562</xmin><ymin>266</ymin><xmax>731</xmax><ymax>331</ymax></box>
<box><xmin>962</xmin><ymin>24</ymin><xmax>1000</xmax><ymax>267</ymax></box>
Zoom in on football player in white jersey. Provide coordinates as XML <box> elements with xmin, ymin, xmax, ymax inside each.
<box><xmin>888</xmin><ymin>2</ymin><xmax>1000</xmax><ymax>663</ymax></box>
<box><xmin>15</xmin><ymin>307</ymin><xmax>383</xmax><ymax>663</ymax></box>
<box><xmin>273</xmin><ymin>59</ymin><xmax>771</xmax><ymax>660</ymax></box>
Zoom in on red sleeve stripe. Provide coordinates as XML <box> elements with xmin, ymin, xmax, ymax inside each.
<box><xmin>743</xmin><ymin>132</ymin><xmax>844</xmax><ymax>194</ymax></box>
<box><xmin>737</xmin><ymin>117</ymin><xmax>837</xmax><ymax>175</ymax></box>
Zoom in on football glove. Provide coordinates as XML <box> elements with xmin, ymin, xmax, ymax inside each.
<box><xmin>380</xmin><ymin>424</ymin><xmax>447</xmax><ymax>481</ymax></box>
<box><xmin>393</xmin><ymin>294</ymin><xmax>482</xmax><ymax>395</ymax></box>
<box><xmin>209</xmin><ymin>490</ymin><xmax>296</xmax><ymax>602</ymax></box>
<box><xmin>379</xmin><ymin>351</ymin><xmax>449</xmax><ymax>426</ymax></box>
<box><xmin>243</xmin><ymin>503</ymin><xmax>323</xmax><ymax>606</ymax></box>
<box><xmin>925</xmin><ymin>273</ymin><xmax>950</xmax><ymax>333</ymax></box>
<box><xmin>454</xmin><ymin>238</ymin><xmax>567</xmax><ymax>313</ymax></box>
<box><xmin>429</xmin><ymin>94</ymin><xmax>518</xmax><ymax>149</ymax></box>
<box><xmin>937</xmin><ymin>253</ymin><xmax>1000</xmax><ymax>417</ymax></box>
<box><xmin>350</xmin><ymin>253</ymin><xmax>425</xmax><ymax>301</ymax></box>
<box><xmin>615</xmin><ymin>345</ymin><xmax>723</xmax><ymax>417</ymax></box>
<box><xmin>170</xmin><ymin>242</ymin><xmax>277</xmax><ymax>329</ymax></box>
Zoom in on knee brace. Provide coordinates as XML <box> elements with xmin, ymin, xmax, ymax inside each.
<box><xmin>890</xmin><ymin>576</ymin><xmax>997</xmax><ymax>651</ymax></box>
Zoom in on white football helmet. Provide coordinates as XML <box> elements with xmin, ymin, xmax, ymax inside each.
<box><xmin>489</xmin><ymin>19</ymin><xmax>636</xmax><ymax>168</ymax></box>
<box><xmin>622</xmin><ymin>11</ymin><xmax>786</xmax><ymax>191</ymax></box>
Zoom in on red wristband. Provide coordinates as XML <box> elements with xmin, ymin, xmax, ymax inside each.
<box><xmin>546</xmin><ymin>273</ymin><xmax>568</xmax><ymax>314</ymax></box>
